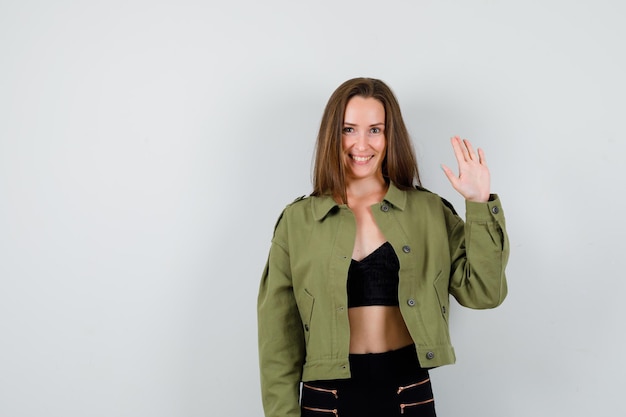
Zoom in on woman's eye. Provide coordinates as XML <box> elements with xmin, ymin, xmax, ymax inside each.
<box><xmin>342</xmin><ymin>127</ymin><xmax>354</xmax><ymax>134</ymax></box>
<box><xmin>370</xmin><ymin>127</ymin><xmax>381</xmax><ymax>134</ymax></box>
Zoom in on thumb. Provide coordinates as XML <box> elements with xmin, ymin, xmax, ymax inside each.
<box><xmin>441</xmin><ymin>164</ymin><xmax>459</xmax><ymax>188</ymax></box>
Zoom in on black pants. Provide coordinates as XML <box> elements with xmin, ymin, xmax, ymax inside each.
<box><xmin>301</xmin><ymin>344</ymin><xmax>436</xmax><ymax>417</ymax></box>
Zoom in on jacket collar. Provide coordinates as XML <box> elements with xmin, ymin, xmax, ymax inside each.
<box><xmin>311</xmin><ymin>182</ymin><xmax>408</xmax><ymax>221</ymax></box>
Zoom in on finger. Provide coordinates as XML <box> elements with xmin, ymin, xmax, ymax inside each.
<box><xmin>477</xmin><ymin>148</ymin><xmax>488</xmax><ymax>166</ymax></box>
<box><xmin>450</xmin><ymin>136</ymin><xmax>468</xmax><ymax>164</ymax></box>
<box><xmin>463</xmin><ymin>139</ymin><xmax>477</xmax><ymax>161</ymax></box>
<box><xmin>457</xmin><ymin>136</ymin><xmax>471</xmax><ymax>161</ymax></box>
<box><xmin>441</xmin><ymin>163</ymin><xmax>459</xmax><ymax>188</ymax></box>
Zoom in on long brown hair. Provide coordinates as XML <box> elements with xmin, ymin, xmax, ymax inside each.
<box><xmin>311</xmin><ymin>77</ymin><xmax>421</xmax><ymax>203</ymax></box>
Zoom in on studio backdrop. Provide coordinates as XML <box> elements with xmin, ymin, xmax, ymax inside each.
<box><xmin>1</xmin><ymin>1</ymin><xmax>624</xmax><ymax>416</ymax></box>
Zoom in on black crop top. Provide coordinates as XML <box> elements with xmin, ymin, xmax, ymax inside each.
<box><xmin>346</xmin><ymin>242</ymin><xmax>400</xmax><ymax>308</ymax></box>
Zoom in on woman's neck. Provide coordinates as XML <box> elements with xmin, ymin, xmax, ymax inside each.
<box><xmin>345</xmin><ymin>176</ymin><xmax>388</xmax><ymax>205</ymax></box>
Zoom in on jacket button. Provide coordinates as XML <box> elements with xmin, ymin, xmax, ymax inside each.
<box><xmin>426</xmin><ymin>351</ymin><xmax>435</xmax><ymax>360</ymax></box>
<box><xmin>491</xmin><ymin>206</ymin><xmax>499</xmax><ymax>214</ymax></box>
<box><xmin>402</xmin><ymin>245</ymin><xmax>411</xmax><ymax>253</ymax></box>
<box><xmin>407</xmin><ymin>298</ymin><xmax>416</xmax><ymax>307</ymax></box>
<box><xmin>304</xmin><ymin>324</ymin><xmax>309</xmax><ymax>331</ymax></box>
<box><xmin>381</xmin><ymin>204</ymin><xmax>389</xmax><ymax>212</ymax></box>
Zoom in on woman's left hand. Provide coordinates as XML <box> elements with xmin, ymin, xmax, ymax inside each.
<box><xmin>441</xmin><ymin>136</ymin><xmax>491</xmax><ymax>203</ymax></box>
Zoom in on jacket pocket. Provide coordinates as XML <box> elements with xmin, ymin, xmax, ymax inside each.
<box><xmin>299</xmin><ymin>288</ymin><xmax>315</xmax><ymax>344</ymax></box>
<box><xmin>433</xmin><ymin>271</ymin><xmax>449</xmax><ymax>324</ymax></box>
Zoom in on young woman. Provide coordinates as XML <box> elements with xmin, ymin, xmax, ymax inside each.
<box><xmin>258</xmin><ymin>78</ymin><xmax>509</xmax><ymax>417</ymax></box>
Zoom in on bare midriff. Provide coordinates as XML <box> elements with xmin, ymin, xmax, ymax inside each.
<box><xmin>343</xmin><ymin>180</ymin><xmax>414</xmax><ymax>354</ymax></box>
<box><xmin>348</xmin><ymin>305</ymin><xmax>414</xmax><ymax>354</ymax></box>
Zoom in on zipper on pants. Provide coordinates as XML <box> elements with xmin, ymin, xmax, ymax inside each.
<box><xmin>302</xmin><ymin>383</ymin><xmax>339</xmax><ymax>416</ymax></box>
<box><xmin>400</xmin><ymin>398</ymin><xmax>435</xmax><ymax>414</ymax></box>
<box><xmin>397</xmin><ymin>378</ymin><xmax>430</xmax><ymax>394</ymax></box>
<box><xmin>302</xmin><ymin>406</ymin><xmax>339</xmax><ymax>416</ymax></box>
<box><xmin>303</xmin><ymin>383</ymin><xmax>339</xmax><ymax>399</ymax></box>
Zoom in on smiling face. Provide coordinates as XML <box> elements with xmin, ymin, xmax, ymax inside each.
<box><xmin>341</xmin><ymin>96</ymin><xmax>386</xmax><ymax>184</ymax></box>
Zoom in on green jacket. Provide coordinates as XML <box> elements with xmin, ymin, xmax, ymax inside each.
<box><xmin>258</xmin><ymin>182</ymin><xmax>509</xmax><ymax>417</ymax></box>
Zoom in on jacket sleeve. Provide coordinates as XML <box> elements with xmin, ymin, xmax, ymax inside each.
<box><xmin>257</xmin><ymin>209</ymin><xmax>305</xmax><ymax>417</ymax></box>
<box><xmin>445</xmin><ymin>194</ymin><xmax>509</xmax><ymax>309</ymax></box>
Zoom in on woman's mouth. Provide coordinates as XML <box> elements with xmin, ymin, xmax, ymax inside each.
<box><xmin>350</xmin><ymin>155</ymin><xmax>374</xmax><ymax>162</ymax></box>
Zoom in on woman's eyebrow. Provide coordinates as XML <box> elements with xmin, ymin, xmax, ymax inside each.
<box><xmin>342</xmin><ymin>122</ymin><xmax>385</xmax><ymax>126</ymax></box>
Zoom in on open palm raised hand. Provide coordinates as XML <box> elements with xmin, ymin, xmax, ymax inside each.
<box><xmin>441</xmin><ymin>136</ymin><xmax>491</xmax><ymax>203</ymax></box>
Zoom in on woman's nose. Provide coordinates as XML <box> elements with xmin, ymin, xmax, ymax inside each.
<box><xmin>354</xmin><ymin>132</ymin><xmax>368</xmax><ymax>150</ymax></box>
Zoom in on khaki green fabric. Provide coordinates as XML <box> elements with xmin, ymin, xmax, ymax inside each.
<box><xmin>258</xmin><ymin>182</ymin><xmax>509</xmax><ymax>417</ymax></box>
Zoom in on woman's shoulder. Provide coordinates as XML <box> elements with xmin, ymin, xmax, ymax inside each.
<box><xmin>284</xmin><ymin>192</ymin><xmax>338</xmax><ymax>220</ymax></box>
<box><xmin>287</xmin><ymin>194</ymin><xmax>309</xmax><ymax>207</ymax></box>
<box><xmin>278</xmin><ymin>192</ymin><xmax>318</xmax><ymax>218</ymax></box>
<box><xmin>401</xmin><ymin>184</ymin><xmax>458</xmax><ymax>216</ymax></box>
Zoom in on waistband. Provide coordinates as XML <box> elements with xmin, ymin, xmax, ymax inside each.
<box><xmin>348</xmin><ymin>344</ymin><xmax>423</xmax><ymax>381</ymax></box>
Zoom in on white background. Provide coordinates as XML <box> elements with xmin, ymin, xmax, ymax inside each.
<box><xmin>1</xmin><ymin>1</ymin><xmax>624</xmax><ymax>416</ymax></box>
